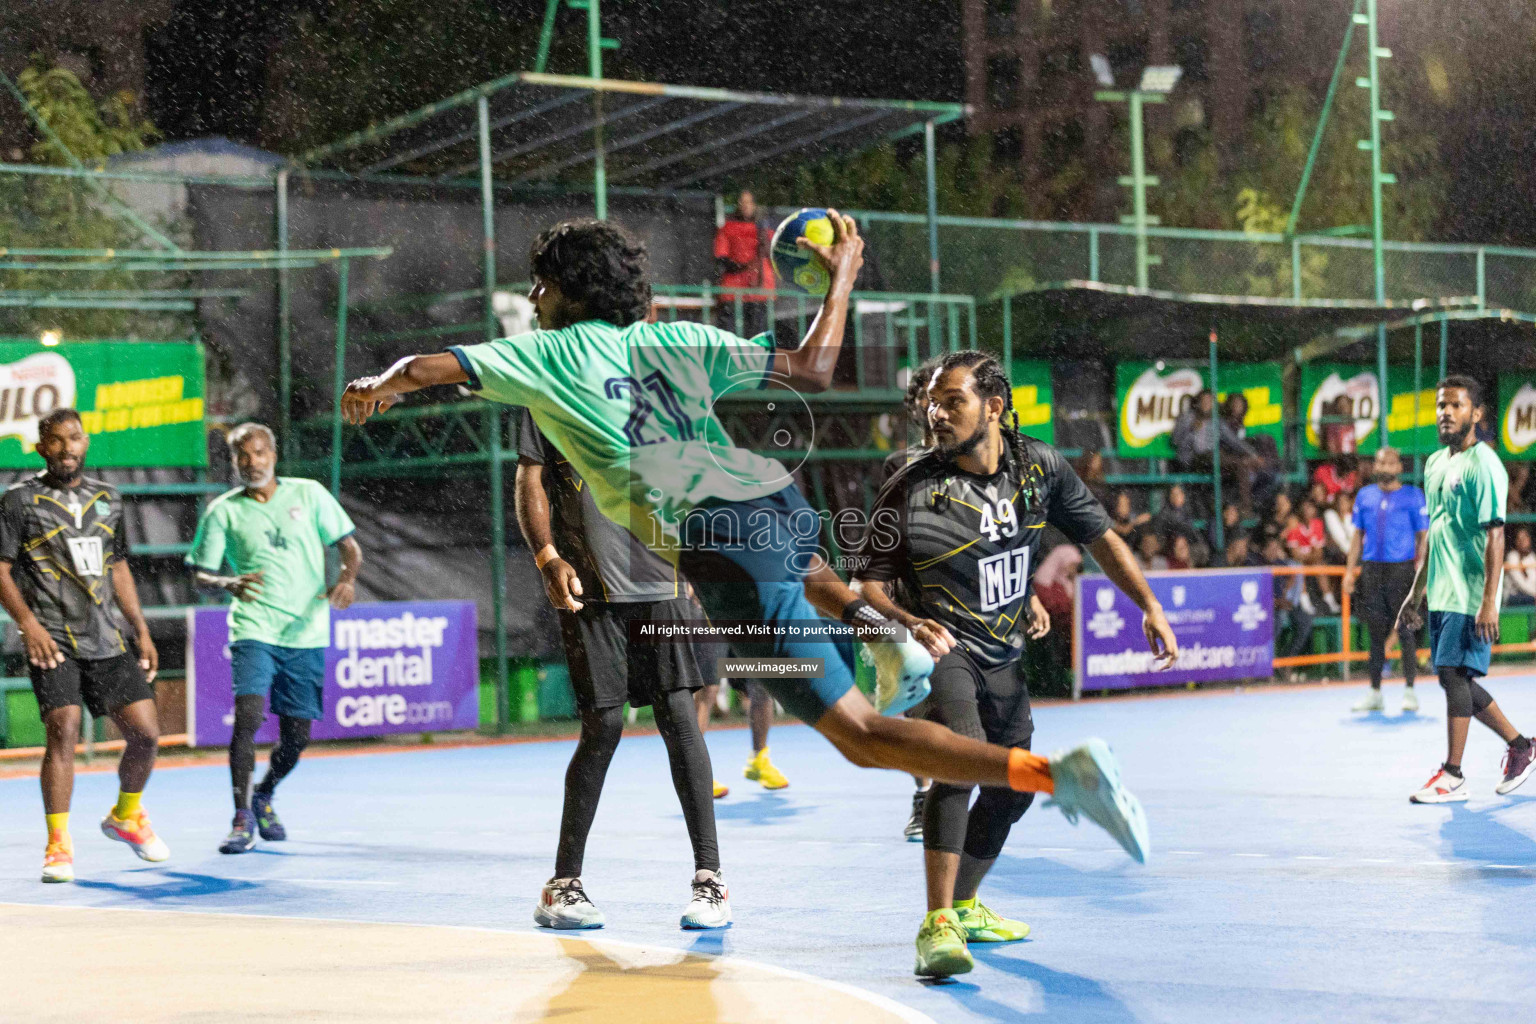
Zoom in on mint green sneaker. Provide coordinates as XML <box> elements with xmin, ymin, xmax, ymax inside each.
<box><xmin>914</xmin><ymin>909</ymin><xmax>973</xmax><ymax>977</ymax></box>
<box><xmin>954</xmin><ymin>898</ymin><xmax>1030</xmax><ymax>942</ymax></box>
<box><xmin>1047</xmin><ymin>738</ymin><xmax>1151</xmax><ymax>864</ymax></box>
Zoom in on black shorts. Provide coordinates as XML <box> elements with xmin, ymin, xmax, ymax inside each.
<box><xmin>1358</xmin><ymin>560</ymin><xmax>1417</xmax><ymax>629</ymax></box>
<box><xmin>917</xmin><ymin>646</ymin><xmax>1034</xmax><ymax>749</ymax></box>
<box><xmin>558</xmin><ymin>597</ymin><xmax>706</xmax><ymax>712</ymax></box>
<box><xmin>31</xmin><ymin>652</ymin><xmax>152</xmax><ymax>718</ymax></box>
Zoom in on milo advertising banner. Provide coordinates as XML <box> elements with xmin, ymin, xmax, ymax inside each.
<box><xmin>0</xmin><ymin>340</ymin><xmax>206</xmax><ymax>467</ymax></box>
<box><xmin>1299</xmin><ymin>364</ymin><xmax>1438</xmax><ymax>457</ymax></box>
<box><xmin>1501</xmin><ymin>372</ymin><xmax>1536</xmax><ymax>460</ymax></box>
<box><xmin>1115</xmin><ymin>362</ymin><xmax>1284</xmax><ymax>458</ymax></box>
<box><xmin>1009</xmin><ymin>358</ymin><xmax>1053</xmax><ymax>445</ymax></box>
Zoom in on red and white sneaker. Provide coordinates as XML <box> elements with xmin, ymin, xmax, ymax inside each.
<box><xmin>41</xmin><ymin>838</ymin><xmax>73</xmax><ymax>883</ymax></box>
<box><xmin>100</xmin><ymin>808</ymin><xmax>170</xmax><ymax>862</ymax></box>
<box><xmin>1496</xmin><ymin>740</ymin><xmax>1536</xmax><ymax>796</ymax></box>
<box><xmin>1410</xmin><ymin>768</ymin><xmax>1469</xmax><ymax>804</ymax></box>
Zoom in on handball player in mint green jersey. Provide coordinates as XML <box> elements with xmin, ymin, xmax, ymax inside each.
<box><xmin>187</xmin><ymin>423</ymin><xmax>364</xmax><ymax>852</ymax></box>
<box><xmin>1397</xmin><ymin>377</ymin><xmax>1536</xmax><ymax>803</ymax></box>
<box><xmin>341</xmin><ymin>215</ymin><xmax>1169</xmax><ymax>864</ymax></box>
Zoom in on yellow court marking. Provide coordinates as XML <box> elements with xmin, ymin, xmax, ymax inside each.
<box><xmin>0</xmin><ymin>902</ymin><xmax>935</xmax><ymax>1024</ymax></box>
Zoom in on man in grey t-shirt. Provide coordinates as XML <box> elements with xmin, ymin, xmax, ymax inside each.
<box><xmin>514</xmin><ymin>409</ymin><xmax>728</xmax><ymax>932</ymax></box>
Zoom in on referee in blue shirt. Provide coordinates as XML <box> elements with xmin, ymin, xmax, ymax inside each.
<box><xmin>1344</xmin><ymin>447</ymin><xmax>1429</xmax><ymax>713</ymax></box>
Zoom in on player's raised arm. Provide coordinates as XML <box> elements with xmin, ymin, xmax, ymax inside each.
<box><xmin>768</xmin><ymin>208</ymin><xmax>863</xmax><ymax>393</ymax></box>
<box><xmin>341</xmin><ymin>352</ymin><xmax>469</xmax><ymax>424</ymax></box>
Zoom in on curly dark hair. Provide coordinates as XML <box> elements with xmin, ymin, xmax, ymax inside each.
<box><xmin>528</xmin><ymin>219</ymin><xmax>652</xmax><ymax>327</ymax></box>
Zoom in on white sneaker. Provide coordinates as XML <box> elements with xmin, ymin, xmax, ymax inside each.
<box><xmin>1323</xmin><ymin>591</ymin><xmax>1341</xmax><ymax>614</ymax></box>
<box><xmin>534</xmin><ymin>878</ymin><xmax>605</xmax><ymax>929</ymax></box>
<box><xmin>680</xmin><ymin>869</ymin><xmax>732</xmax><ymax>929</ymax></box>
<box><xmin>1402</xmin><ymin>688</ymin><xmax>1420</xmax><ymax>713</ymax></box>
<box><xmin>1351</xmin><ymin>689</ymin><xmax>1385</xmax><ymax>713</ymax></box>
<box><xmin>1409</xmin><ymin>768</ymin><xmax>1469</xmax><ymax>804</ymax></box>
<box><xmin>869</xmin><ymin>636</ymin><xmax>934</xmax><ymax>716</ymax></box>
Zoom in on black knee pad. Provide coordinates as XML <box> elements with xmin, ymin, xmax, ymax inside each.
<box><xmin>922</xmin><ymin>782</ymin><xmax>973</xmax><ymax>854</ymax></box>
<box><xmin>1469</xmin><ymin>680</ymin><xmax>1494</xmax><ymax>715</ymax></box>
<box><xmin>1439</xmin><ymin>669</ymin><xmax>1475</xmax><ymax>718</ymax></box>
<box><xmin>962</xmin><ymin>787</ymin><xmax>1036</xmax><ymax>861</ymax></box>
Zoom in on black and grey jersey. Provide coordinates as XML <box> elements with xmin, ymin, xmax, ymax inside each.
<box><xmin>0</xmin><ymin>474</ymin><xmax>132</xmax><ymax>659</ymax></box>
<box><xmin>516</xmin><ymin>408</ymin><xmax>679</xmax><ymax>603</ymax></box>
<box><xmin>855</xmin><ymin>438</ymin><xmax>1111</xmax><ymax>668</ymax></box>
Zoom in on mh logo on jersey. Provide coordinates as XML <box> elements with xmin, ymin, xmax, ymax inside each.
<box><xmin>978</xmin><ymin>548</ymin><xmax>1030</xmax><ymax>612</ymax></box>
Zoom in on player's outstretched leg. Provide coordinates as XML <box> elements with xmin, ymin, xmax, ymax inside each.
<box><xmin>815</xmin><ymin>690</ymin><xmax>1151</xmax><ymax>863</ymax></box>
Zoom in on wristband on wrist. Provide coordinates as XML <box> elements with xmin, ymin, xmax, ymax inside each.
<box><xmin>534</xmin><ymin>545</ymin><xmax>560</xmax><ymax>571</ymax></box>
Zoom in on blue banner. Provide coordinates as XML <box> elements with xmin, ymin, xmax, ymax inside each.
<box><xmin>1074</xmin><ymin>569</ymin><xmax>1274</xmax><ymax>691</ymax></box>
<box><xmin>189</xmin><ymin>600</ymin><xmax>480</xmax><ymax>746</ymax></box>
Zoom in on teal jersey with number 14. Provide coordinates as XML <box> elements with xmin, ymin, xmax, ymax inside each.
<box><xmin>450</xmin><ymin>319</ymin><xmax>791</xmax><ymax>556</ymax></box>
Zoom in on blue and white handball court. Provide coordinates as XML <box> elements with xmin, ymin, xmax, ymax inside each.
<box><xmin>4</xmin><ymin>676</ymin><xmax>1535</xmax><ymax>1023</ymax></box>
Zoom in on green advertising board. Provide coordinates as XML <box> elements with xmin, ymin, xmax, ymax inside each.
<box><xmin>1115</xmin><ymin>362</ymin><xmax>1284</xmax><ymax>458</ymax></box>
<box><xmin>1500</xmin><ymin>372</ymin><xmax>1536</xmax><ymax>460</ymax></box>
<box><xmin>1298</xmin><ymin>364</ymin><xmax>1437</xmax><ymax>458</ymax></box>
<box><xmin>0</xmin><ymin>341</ymin><xmax>206</xmax><ymax>468</ymax></box>
<box><xmin>1009</xmin><ymin>358</ymin><xmax>1053</xmax><ymax>444</ymax></box>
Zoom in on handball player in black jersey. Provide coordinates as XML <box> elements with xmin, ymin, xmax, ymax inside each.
<box><xmin>0</xmin><ymin>409</ymin><xmax>166</xmax><ymax>883</ymax></box>
<box><xmin>855</xmin><ymin>351</ymin><xmax>1176</xmax><ymax>978</ymax></box>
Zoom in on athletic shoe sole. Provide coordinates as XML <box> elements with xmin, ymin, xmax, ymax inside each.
<box><xmin>1409</xmin><ymin>789</ymin><xmax>1469</xmax><ymax>804</ymax></box>
<box><xmin>218</xmin><ymin>837</ymin><xmax>257</xmax><ymax>854</ymax></box>
<box><xmin>914</xmin><ymin>949</ymin><xmax>973</xmax><ymax>978</ymax></box>
<box><xmin>1049</xmin><ymin>739</ymin><xmax>1151</xmax><ymax>864</ymax></box>
<box><xmin>1496</xmin><ymin>758</ymin><xmax>1536</xmax><ymax>796</ymax></box>
<box><xmin>680</xmin><ymin>917</ymin><xmax>733</xmax><ymax>930</ymax></box>
<box><xmin>533</xmin><ymin>907</ymin><xmax>604</xmax><ymax>930</ymax></box>
<box><xmin>40</xmin><ymin>867</ymin><xmax>73</xmax><ymax>884</ymax></box>
<box><xmin>100</xmin><ymin>818</ymin><xmax>170</xmax><ymax>862</ymax></box>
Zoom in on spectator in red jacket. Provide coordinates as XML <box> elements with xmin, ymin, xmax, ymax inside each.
<box><xmin>713</xmin><ymin>191</ymin><xmax>775</xmax><ymax>337</ymax></box>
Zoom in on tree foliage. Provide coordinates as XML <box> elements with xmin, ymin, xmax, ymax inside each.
<box><xmin>0</xmin><ymin>57</ymin><xmax>188</xmax><ymax>340</ymax></box>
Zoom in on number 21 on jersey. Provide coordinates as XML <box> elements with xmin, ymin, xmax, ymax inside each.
<box><xmin>978</xmin><ymin>498</ymin><xmax>1018</xmax><ymax>542</ymax></box>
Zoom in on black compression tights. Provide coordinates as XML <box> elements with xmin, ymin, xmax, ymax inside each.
<box><xmin>230</xmin><ymin>696</ymin><xmax>313</xmax><ymax>810</ymax></box>
<box><xmin>921</xmin><ymin>693</ymin><xmax>1035</xmax><ymax>859</ymax></box>
<box><xmin>256</xmin><ymin>716</ymin><xmax>312</xmax><ymax>797</ymax></box>
<box><xmin>229</xmin><ymin>694</ymin><xmax>265</xmax><ymax>811</ymax></box>
<box><xmin>554</xmin><ymin>688</ymin><xmax>720</xmax><ymax>879</ymax></box>
<box><xmin>1367</xmin><ymin>621</ymin><xmax>1419</xmax><ymax>688</ymax></box>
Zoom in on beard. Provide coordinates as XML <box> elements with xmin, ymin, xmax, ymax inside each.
<box><xmin>934</xmin><ymin>421</ymin><xmax>986</xmax><ymax>460</ymax></box>
<box><xmin>1375</xmin><ymin>470</ymin><xmax>1397</xmax><ymax>485</ymax></box>
<box><xmin>1437</xmin><ymin>421</ymin><xmax>1471</xmax><ymax>448</ymax></box>
<box><xmin>238</xmin><ymin>467</ymin><xmax>275</xmax><ymax>488</ymax></box>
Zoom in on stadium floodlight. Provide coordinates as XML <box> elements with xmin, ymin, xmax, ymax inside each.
<box><xmin>39</xmin><ymin>329</ymin><xmax>61</xmax><ymax>347</ymax></box>
<box><xmin>1138</xmin><ymin>65</ymin><xmax>1183</xmax><ymax>94</ymax></box>
<box><xmin>1091</xmin><ymin>54</ymin><xmax>1115</xmax><ymax>89</ymax></box>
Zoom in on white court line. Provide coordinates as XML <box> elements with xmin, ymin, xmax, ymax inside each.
<box><xmin>280</xmin><ymin>879</ymin><xmax>396</xmax><ymax>886</ymax></box>
<box><xmin>1295</xmin><ymin>856</ymin><xmax>1330</xmax><ymax>861</ymax></box>
<box><xmin>1358</xmin><ymin>858</ymin><xmax>1394</xmax><ymax>864</ymax></box>
<box><xmin>1232</xmin><ymin>853</ymin><xmax>1268</xmax><ymax>858</ymax></box>
<box><xmin>1167</xmin><ymin>851</ymin><xmax>1203</xmax><ymax>856</ymax></box>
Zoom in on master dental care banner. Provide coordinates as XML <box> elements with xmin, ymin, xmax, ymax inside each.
<box><xmin>187</xmin><ymin>601</ymin><xmax>479</xmax><ymax>745</ymax></box>
<box><xmin>1115</xmin><ymin>362</ymin><xmax>1284</xmax><ymax>458</ymax></box>
<box><xmin>0</xmin><ymin>340</ymin><xmax>206</xmax><ymax>467</ymax></box>
<box><xmin>1074</xmin><ymin>568</ymin><xmax>1274</xmax><ymax>691</ymax></box>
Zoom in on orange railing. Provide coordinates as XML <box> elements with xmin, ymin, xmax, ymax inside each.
<box><xmin>1270</xmin><ymin>564</ymin><xmax>1536</xmax><ymax>670</ymax></box>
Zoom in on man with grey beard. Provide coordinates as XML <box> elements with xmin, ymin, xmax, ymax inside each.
<box><xmin>187</xmin><ymin>423</ymin><xmax>363</xmax><ymax>853</ymax></box>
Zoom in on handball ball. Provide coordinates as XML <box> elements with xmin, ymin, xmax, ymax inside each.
<box><xmin>770</xmin><ymin>207</ymin><xmax>835</xmax><ymax>297</ymax></box>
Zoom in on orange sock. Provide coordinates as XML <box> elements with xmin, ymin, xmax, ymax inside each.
<box><xmin>1007</xmin><ymin>748</ymin><xmax>1054</xmax><ymax>793</ymax></box>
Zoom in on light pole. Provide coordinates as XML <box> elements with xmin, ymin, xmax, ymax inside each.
<box><xmin>1095</xmin><ymin>64</ymin><xmax>1182</xmax><ymax>289</ymax></box>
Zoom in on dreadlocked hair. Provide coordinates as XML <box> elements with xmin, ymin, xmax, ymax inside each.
<box><xmin>529</xmin><ymin>219</ymin><xmax>653</xmax><ymax>327</ymax></box>
<box><xmin>931</xmin><ymin>349</ymin><xmax>1040</xmax><ymax>491</ymax></box>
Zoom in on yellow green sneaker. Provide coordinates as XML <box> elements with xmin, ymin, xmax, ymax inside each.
<box><xmin>743</xmin><ymin>748</ymin><xmax>789</xmax><ymax>790</ymax></box>
<box><xmin>953</xmin><ymin>898</ymin><xmax>1030</xmax><ymax>942</ymax></box>
<box><xmin>914</xmin><ymin>908</ymin><xmax>973</xmax><ymax>977</ymax></box>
